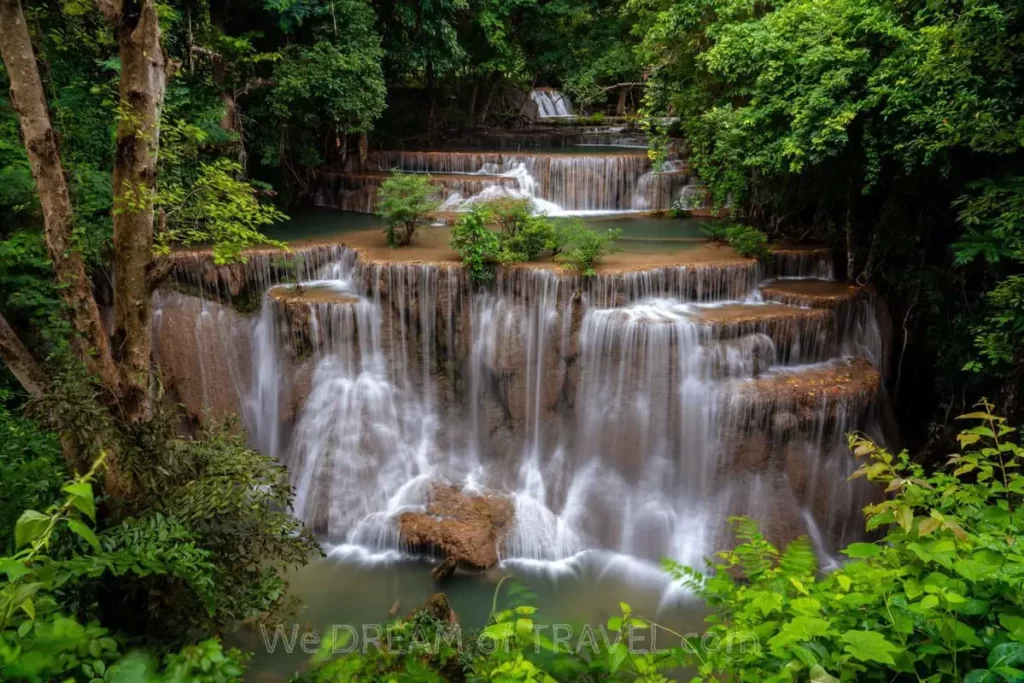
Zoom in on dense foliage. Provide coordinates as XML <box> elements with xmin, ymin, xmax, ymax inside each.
<box><xmin>0</xmin><ymin>454</ymin><xmax>250</xmax><ymax>681</ymax></box>
<box><xmin>702</xmin><ymin>223</ymin><xmax>771</xmax><ymax>260</ymax></box>
<box><xmin>450</xmin><ymin>201</ymin><xmax>622</xmax><ymax>280</ymax></box>
<box><xmin>632</xmin><ymin>0</ymin><xmax>1024</xmax><ymax>422</ymax></box>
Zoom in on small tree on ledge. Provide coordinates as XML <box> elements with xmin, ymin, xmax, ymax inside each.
<box><xmin>375</xmin><ymin>171</ymin><xmax>440</xmax><ymax>247</ymax></box>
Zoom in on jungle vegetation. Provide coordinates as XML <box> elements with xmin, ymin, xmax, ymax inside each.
<box><xmin>0</xmin><ymin>0</ymin><xmax>1022</xmax><ymax>677</ymax></box>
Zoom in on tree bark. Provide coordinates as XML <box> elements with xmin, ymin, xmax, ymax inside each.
<box><xmin>0</xmin><ymin>0</ymin><xmax>119</xmax><ymax>392</ymax></box>
<box><xmin>109</xmin><ymin>0</ymin><xmax>169</xmax><ymax>423</ymax></box>
<box><xmin>0</xmin><ymin>312</ymin><xmax>48</xmax><ymax>398</ymax></box>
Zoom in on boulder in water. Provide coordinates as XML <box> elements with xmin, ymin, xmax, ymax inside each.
<box><xmin>431</xmin><ymin>556</ymin><xmax>458</xmax><ymax>582</ymax></box>
<box><xmin>399</xmin><ymin>484</ymin><xmax>514</xmax><ymax>570</ymax></box>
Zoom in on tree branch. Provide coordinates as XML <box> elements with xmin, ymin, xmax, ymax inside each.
<box><xmin>0</xmin><ymin>312</ymin><xmax>48</xmax><ymax>398</ymax></box>
<box><xmin>0</xmin><ymin>0</ymin><xmax>120</xmax><ymax>393</ymax></box>
<box><xmin>146</xmin><ymin>257</ymin><xmax>175</xmax><ymax>292</ymax></box>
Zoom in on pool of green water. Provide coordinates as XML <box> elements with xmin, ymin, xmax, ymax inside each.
<box><xmin>260</xmin><ymin>208</ymin><xmax>709</xmax><ymax>254</ymax></box>
<box><xmin>232</xmin><ymin>552</ymin><xmax>707</xmax><ymax>681</ymax></box>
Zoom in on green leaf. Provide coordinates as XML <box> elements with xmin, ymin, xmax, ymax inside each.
<box><xmin>810</xmin><ymin>665</ymin><xmax>840</xmax><ymax>683</ymax></box>
<box><xmin>989</xmin><ymin>642</ymin><xmax>1024</xmax><ymax>669</ymax></box>
<box><xmin>957</xmin><ymin>560</ymin><xmax>997</xmax><ymax>582</ymax></box>
<box><xmin>954</xmin><ymin>620</ymin><xmax>984</xmax><ymax>647</ymax></box>
<box><xmin>0</xmin><ymin>558</ymin><xmax>31</xmax><ymax>581</ymax></box>
<box><xmin>66</xmin><ymin>518</ymin><xmax>102</xmax><ymax>552</ymax></box>
<box><xmin>842</xmin><ymin>543</ymin><xmax>881</xmax><ymax>558</ymax></box>
<box><xmin>999</xmin><ymin>614</ymin><xmax>1024</xmax><ymax>641</ymax></box>
<box><xmin>841</xmin><ymin>630</ymin><xmax>898</xmax><ymax>665</ymax></box>
<box><xmin>63</xmin><ymin>481</ymin><xmax>96</xmax><ymax>521</ymax></box>
<box><xmin>964</xmin><ymin>670</ymin><xmax>998</xmax><ymax>683</ymax></box>
<box><xmin>15</xmin><ymin>509</ymin><xmax>51</xmax><ymax>549</ymax></box>
<box><xmin>609</xmin><ymin>642</ymin><xmax>628</xmax><ymax>673</ymax></box>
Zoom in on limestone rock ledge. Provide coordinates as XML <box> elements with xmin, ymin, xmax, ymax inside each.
<box><xmin>399</xmin><ymin>484</ymin><xmax>514</xmax><ymax>570</ymax></box>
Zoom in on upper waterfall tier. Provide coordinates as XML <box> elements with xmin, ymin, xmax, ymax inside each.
<box><xmin>528</xmin><ymin>88</ymin><xmax>574</xmax><ymax>117</ymax></box>
<box><xmin>328</xmin><ymin>150</ymin><xmax>689</xmax><ymax>213</ymax></box>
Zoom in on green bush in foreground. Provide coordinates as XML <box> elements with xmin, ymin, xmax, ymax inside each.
<box><xmin>0</xmin><ymin>454</ymin><xmax>248</xmax><ymax>681</ymax></box>
<box><xmin>0</xmin><ymin>392</ymin><xmax>64</xmax><ymax>555</ymax></box>
<box><xmin>671</xmin><ymin>401</ymin><xmax>1024</xmax><ymax>682</ymax></box>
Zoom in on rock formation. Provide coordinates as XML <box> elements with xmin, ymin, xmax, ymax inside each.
<box><xmin>399</xmin><ymin>484</ymin><xmax>514</xmax><ymax>570</ymax></box>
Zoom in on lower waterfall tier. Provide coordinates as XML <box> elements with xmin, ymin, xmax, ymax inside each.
<box><xmin>154</xmin><ymin>245</ymin><xmax>893</xmax><ymax>571</ymax></box>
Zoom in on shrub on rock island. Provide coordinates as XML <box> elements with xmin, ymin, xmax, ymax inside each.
<box><xmin>450</xmin><ymin>208</ymin><xmax>501</xmax><ymax>281</ymax></box>
<box><xmin>376</xmin><ymin>172</ymin><xmax>440</xmax><ymax>248</ymax></box>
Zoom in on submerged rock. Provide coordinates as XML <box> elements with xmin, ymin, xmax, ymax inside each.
<box><xmin>431</xmin><ymin>557</ymin><xmax>458</xmax><ymax>582</ymax></box>
<box><xmin>399</xmin><ymin>484</ymin><xmax>514</xmax><ymax>570</ymax></box>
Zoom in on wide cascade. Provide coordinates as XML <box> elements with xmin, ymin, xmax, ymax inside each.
<box><xmin>157</xmin><ymin>240</ymin><xmax>893</xmax><ymax>578</ymax></box>
<box><xmin>314</xmin><ymin>143</ymin><xmax>689</xmax><ymax>214</ymax></box>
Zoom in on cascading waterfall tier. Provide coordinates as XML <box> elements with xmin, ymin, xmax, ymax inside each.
<box><xmin>155</xmin><ymin>242</ymin><xmax>893</xmax><ymax>578</ymax></box>
<box><xmin>317</xmin><ymin>150</ymin><xmax>689</xmax><ymax>213</ymax></box>
<box><xmin>528</xmin><ymin>88</ymin><xmax>574</xmax><ymax>118</ymax></box>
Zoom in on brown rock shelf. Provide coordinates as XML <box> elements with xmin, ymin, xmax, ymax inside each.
<box><xmin>268</xmin><ymin>284</ymin><xmax>360</xmax><ymax>306</ymax></box>
<box><xmin>734</xmin><ymin>358</ymin><xmax>880</xmax><ymax>411</ymax></box>
<box><xmin>760</xmin><ymin>279</ymin><xmax>867</xmax><ymax>309</ymax></box>
<box><xmin>690</xmin><ymin>302</ymin><xmax>832</xmax><ymax>327</ymax></box>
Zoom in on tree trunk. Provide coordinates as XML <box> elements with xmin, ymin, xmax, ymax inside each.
<box><xmin>109</xmin><ymin>0</ymin><xmax>169</xmax><ymax>423</ymax></box>
<box><xmin>477</xmin><ymin>75</ymin><xmax>500</xmax><ymax>127</ymax></box>
<box><xmin>0</xmin><ymin>312</ymin><xmax>47</xmax><ymax>398</ymax></box>
<box><xmin>616</xmin><ymin>87</ymin><xmax>628</xmax><ymax>116</ymax></box>
<box><xmin>0</xmin><ymin>0</ymin><xmax>119</xmax><ymax>393</ymax></box>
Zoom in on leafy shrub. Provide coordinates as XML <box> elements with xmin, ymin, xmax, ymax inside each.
<box><xmin>0</xmin><ymin>394</ymin><xmax>64</xmax><ymax>555</ymax></box>
<box><xmin>700</xmin><ymin>222</ymin><xmax>728</xmax><ymax>241</ymax></box>
<box><xmin>498</xmin><ymin>217</ymin><xmax>556</xmax><ymax>264</ymax></box>
<box><xmin>670</xmin><ymin>403</ymin><xmax>1024</xmax><ymax>682</ymax></box>
<box><xmin>0</xmin><ymin>231</ymin><xmax>73</xmax><ymax>351</ymax></box>
<box><xmin>702</xmin><ymin>222</ymin><xmax>770</xmax><ymax>259</ymax></box>
<box><xmin>107</xmin><ymin>424</ymin><xmax>320</xmax><ymax>643</ymax></box>
<box><xmin>968</xmin><ymin>275</ymin><xmax>1024</xmax><ymax>373</ymax></box>
<box><xmin>450</xmin><ymin>208</ymin><xmax>500</xmax><ymax>282</ymax></box>
<box><xmin>154</xmin><ymin>158</ymin><xmax>287</xmax><ymax>265</ymax></box>
<box><xmin>28</xmin><ymin>371</ymin><xmax>320</xmax><ymax>645</ymax></box>
<box><xmin>486</xmin><ymin>197</ymin><xmax>534</xmax><ymax>238</ymax></box>
<box><xmin>0</xmin><ymin>455</ymin><xmax>249</xmax><ymax>681</ymax></box>
<box><xmin>554</xmin><ymin>223</ymin><xmax>622</xmax><ymax>276</ymax></box>
<box><xmin>376</xmin><ymin>172</ymin><xmax>439</xmax><ymax>247</ymax></box>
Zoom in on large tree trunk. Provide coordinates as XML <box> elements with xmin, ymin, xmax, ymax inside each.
<box><xmin>108</xmin><ymin>0</ymin><xmax>169</xmax><ymax>423</ymax></box>
<box><xmin>0</xmin><ymin>0</ymin><xmax>119</xmax><ymax>393</ymax></box>
<box><xmin>0</xmin><ymin>312</ymin><xmax>47</xmax><ymax>398</ymax></box>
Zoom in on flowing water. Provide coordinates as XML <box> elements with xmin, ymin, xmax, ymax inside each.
<box><xmin>530</xmin><ymin>88</ymin><xmax>575</xmax><ymax>117</ymax></box>
<box><xmin>157</xmin><ymin>138</ymin><xmax>893</xmax><ymax>678</ymax></box>
<box><xmin>316</xmin><ymin>147</ymin><xmax>689</xmax><ymax>214</ymax></box>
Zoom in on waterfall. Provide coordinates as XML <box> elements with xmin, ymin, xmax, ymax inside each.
<box><xmin>324</xmin><ymin>150</ymin><xmax>689</xmax><ymax>214</ymax></box>
<box><xmin>530</xmin><ymin>89</ymin><xmax>574</xmax><ymax>117</ymax></box>
<box><xmin>193</xmin><ymin>244</ymin><xmax>893</xmax><ymax>576</ymax></box>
